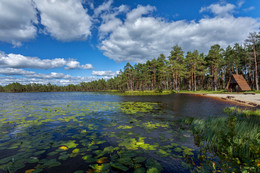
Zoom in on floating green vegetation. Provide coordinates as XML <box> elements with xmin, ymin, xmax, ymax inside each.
<box><xmin>191</xmin><ymin>107</ymin><xmax>260</xmax><ymax>172</ymax></box>
<box><xmin>120</xmin><ymin>102</ymin><xmax>158</xmax><ymax>114</ymax></box>
<box><xmin>139</xmin><ymin>121</ymin><xmax>169</xmax><ymax>131</ymax></box>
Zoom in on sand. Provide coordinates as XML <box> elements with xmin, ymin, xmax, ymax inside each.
<box><xmin>204</xmin><ymin>93</ymin><xmax>260</xmax><ymax>107</ymax></box>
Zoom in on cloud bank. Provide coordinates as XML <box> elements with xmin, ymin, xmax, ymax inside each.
<box><xmin>0</xmin><ymin>0</ymin><xmax>38</xmax><ymax>46</ymax></box>
<box><xmin>34</xmin><ymin>0</ymin><xmax>92</xmax><ymax>41</ymax></box>
<box><xmin>98</xmin><ymin>3</ymin><xmax>260</xmax><ymax>63</ymax></box>
<box><xmin>0</xmin><ymin>52</ymin><xmax>93</xmax><ymax>70</ymax></box>
<box><xmin>0</xmin><ymin>0</ymin><xmax>92</xmax><ymax>45</ymax></box>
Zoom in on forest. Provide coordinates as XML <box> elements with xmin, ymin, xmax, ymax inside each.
<box><xmin>0</xmin><ymin>32</ymin><xmax>259</xmax><ymax>93</ymax></box>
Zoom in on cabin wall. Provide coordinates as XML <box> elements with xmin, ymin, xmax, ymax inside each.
<box><xmin>227</xmin><ymin>83</ymin><xmax>242</xmax><ymax>92</ymax></box>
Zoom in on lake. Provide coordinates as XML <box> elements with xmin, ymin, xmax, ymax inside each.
<box><xmin>0</xmin><ymin>92</ymin><xmax>239</xmax><ymax>173</ymax></box>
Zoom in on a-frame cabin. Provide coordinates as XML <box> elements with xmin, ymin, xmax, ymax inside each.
<box><xmin>226</xmin><ymin>74</ymin><xmax>251</xmax><ymax>92</ymax></box>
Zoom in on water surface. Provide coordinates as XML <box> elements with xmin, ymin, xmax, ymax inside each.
<box><xmin>0</xmin><ymin>92</ymin><xmax>238</xmax><ymax>173</ymax></box>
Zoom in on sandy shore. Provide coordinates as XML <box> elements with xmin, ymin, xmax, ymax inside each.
<box><xmin>204</xmin><ymin>93</ymin><xmax>260</xmax><ymax>108</ymax></box>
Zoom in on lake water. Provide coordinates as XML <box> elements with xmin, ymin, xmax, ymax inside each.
<box><xmin>0</xmin><ymin>92</ymin><xmax>238</xmax><ymax>173</ymax></box>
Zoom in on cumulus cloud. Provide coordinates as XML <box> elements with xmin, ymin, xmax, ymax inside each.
<box><xmin>0</xmin><ymin>0</ymin><xmax>38</xmax><ymax>46</ymax></box>
<box><xmin>98</xmin><ymin>3</ymin><xmax>260</xmax><ymax>63</ymax></box>
<box><xmin>0</xmin><ymin>0</ymin><xmax>93</xmax><ymax>45</ymax></box>
<box><xmin>0</xmin><ymin>67</ymin><xmax>67</xmax><ymax>79</ymax></box>
<box><xmin>96</xmin><ymin>1</ymin><xmax>128</xmax><ymax>39</ymax></box>
<box><xmin>200</xmin><ymin>3</ymin><xmax>236</xmax><ymax>17</ymax></box>
<box><xmin>0</xmin><ymin>68</ymin><xmax>35</xmax><ymax>76</ymax></box>
<box><xmin>34</xmin><ymin>0</ymin><xmax>92</xmax><ymax>41</ymax></box>
<box><xmin>65</xmin><ymin>60</ymin><xmax>93</xmax><ymax>70</ymax></box>
<box><xmin>94</xmin><ymin>0</ymin><xmax>114</xmax><ymax>17</ymax></box>
<box><xmin>0</xmin><ymin>68</ymin><xmax>97</xmax><ymax>85</ymax></box>
<box><xmin>92</xmin><ymin>70</ymin><xmax>115</xmax><ymax>76</ymax></box>
<box><xmin>0</xmin><ymin>52</ymin><xmax>93</xmax><ymax>70</ymax></box>
<box><xmin>81</xmin><ymin>64</ymin><xmax>94</xmax><ymax>69</ymax></box>
<box><xmin>0</xmin><ymin>76</ymin><xmax>97</xmax><ymax>86</ymax></box>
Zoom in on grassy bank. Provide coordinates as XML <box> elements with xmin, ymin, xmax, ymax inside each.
<box><xmin>178</xmin><ymin>90</ymin><xmax>228</xmax><ymax>94</ymax></box>
<box><xmin>106</xmin><ymin>89</ymin><xmax>260</xmax><ymax>96</ymax></box>
<box><xmin>190</xmin><ymin>107</ymin><xmax>260</xmax><ymax>172</ymax></box>
<box><xmin>106</xmin><ymin>90</ymin><xmax>175</xmax><ymax>96</ymax></box>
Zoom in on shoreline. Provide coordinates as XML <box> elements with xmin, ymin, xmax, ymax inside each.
<box><xmin>184</xmin><ymin>93</ymin><xmax>260</xmax><ymax>108</ymax></box>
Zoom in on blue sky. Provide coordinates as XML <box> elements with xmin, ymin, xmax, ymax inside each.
<box><xmin>0</xmin><ymin>0</ymin><xmax>259</xmax><ymax>85</ymax></box>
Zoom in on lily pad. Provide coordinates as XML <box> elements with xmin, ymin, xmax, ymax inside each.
<box><xmin>147</xmin><ymin>167</ymin><xmax>160</xmax><ymax>173</ymax></box>
<box><xmin>59</xmin><ymin>146</ymin><xmax>68</xmax><ymax>150</ymax></box>
<box><xmin>42</xmin><ymin>159</ymin><xmax>61</xmax><ymax>168</ymax></box>
<box><xmin>63</xmin><ymin>140</ymin><xmax>78</xmax><ymax>149</ymax></box>
<box><xmin>27</xmin><ymin>157</ymin><xmax>39</xmax><ymax>164</ymax></box>
<box><xmin>134</xmin><ymin>157</ymin><xmax>146</xmax><ymax>163</ymax></box>
<box><xmin>82</xmin><ymin>155</ymin><xmax>97</xmax><ymax>163</ymax></box>
<box><xmin>25</xmin><ymin>169</ymin><xmax>35</xmax><ymax>173</ymax></box>
<box><xmin>174</xmin><ymin>147</ymin><xmax>182</xmax><ymax>152</ymax></box>
<box><xmin>111</xmin><ymin>162</ymin><xmax>129</xmax><ymax>172</ymax></box>
<box><xmin>58</xmin><ymin>153</ymin><xmax>69</xmax><ymax>160</ymax></box>
<box><xmin>145</xmin><ymin>159</ymin><xmax>162</xmax><ymax>171</ymax></box>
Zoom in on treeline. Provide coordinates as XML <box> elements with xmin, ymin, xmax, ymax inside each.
<box><xmin>0</xmin><ymin>32</ymin><xmax>259</xmax><ymax>93</ymax></box>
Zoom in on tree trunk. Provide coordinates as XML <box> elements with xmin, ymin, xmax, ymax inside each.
<box><xmin>253</xmin><ymin>41</ymin><xmax>259</xmax><ymax>90</ymax></box>
<box><xmin>175</xmin><ymin>72</ymin><xmax>178</xmax><ymax>91</ymax></box>
<box><xmin>194</xmin><ymin>70</ymin><xmax>197</xmax><ymax>92</ymax></box>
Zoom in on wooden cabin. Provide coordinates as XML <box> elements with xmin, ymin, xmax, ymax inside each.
<box><xmin>226</xmin><ymin>74</ymin><xmax>251</xmax><ymax>92</ymax></box>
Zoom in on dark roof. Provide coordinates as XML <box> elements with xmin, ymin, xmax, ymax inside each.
<box><xmin>232</xmin><ymin>74</ymin><xmax>251</xmax><ymax>91</ymax></box>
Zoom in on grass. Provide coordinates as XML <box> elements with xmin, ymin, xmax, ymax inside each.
<box><xmin>178</xmin><ymin>90</ymin><xmax>229</xmax><ymax>94</ymax></box>
<box><xmin>107</xmin><ymin>89</ymin><xmax>260</xmax><ymax>95</ymax></box>
<box><xmin>191</xmin><ymin>107</ymin><xmax>260</xmax><ymax>172</ymax></box>
<box><xmin>106</xmin><ymin>90</ymin><xmax>175</xmax><ymax>96</ymax></box>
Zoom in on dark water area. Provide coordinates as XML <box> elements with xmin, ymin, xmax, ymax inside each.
<box><xmin>0</xmin><ymin>92</ymin><xmax>240</xmax><ymax>173</ymax></box>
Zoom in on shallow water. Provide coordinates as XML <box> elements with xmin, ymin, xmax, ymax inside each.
<box><xmin>0</xmin><ymin>92</ymin><xmax>238</xmax><ymax>173</ymax></box>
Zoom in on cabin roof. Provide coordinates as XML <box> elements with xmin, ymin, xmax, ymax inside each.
<box><xmin>232</xmin><ymin>74</ymin><xmax>251</xmax><ymax>91</ymax></box>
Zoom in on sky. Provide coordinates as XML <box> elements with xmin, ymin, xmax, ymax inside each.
<box><xmin>0</xmin><ymin>0</ymin><xmax>259</xmax><ymax>86</ymax></box>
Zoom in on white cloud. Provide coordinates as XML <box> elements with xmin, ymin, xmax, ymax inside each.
<box><xmin>126</xmin><ymin>5</ymin><xmax>155</xmax><ymax>22</ymax></box>
<box><xmin>94</xmin><ymin>0</ymin><xmax>113</xmax><ymax>17</ymax></box>
<box><xmin>0</xmin><ymin>52</ymin><xmax>66</xmax><ymax>69</ymax></box>
<box><xmin>0</xmin><ymin>67</ymin><xmax>67</xmax><ymax>79</ymax></box>
<box><xmin>34</xmin><ymin>0</ymin><xmax>92</xmax><ymax>41</ymax></box>
<box><xmin>98</xmin><ymin>4</ymin><xmax>260</xmax><ymax>63</ymax></box>
<box><xmin>0</xmin><ymin>68</ymin><xmax>35</xmax><ymax>76</ymax></box>
<box><xmin>65</xmin><ymin>60</ymin><xmax>81</xmax><ymax>69</ymax></box>
<box><xmin>243</xmin><ymin>6</ymin><xmax>255</xmax><ymax>12</ymax></box>
<box><xmin>98</xmin><ymin>4</ymin><xmax>128</xmax><ymax>38</ymax></box>
<box><xmin>0</xmin><ymin>67</ymin><xmax>97</xmax><ymax>85</ymax></box>
<box><xmin>200</xmin><ymin>3</ymin><xmax>236</xmax><ymax>17</ymax></box>
<box><xmin>92</xmin><ymin>70</ymin><xmax>115</xmax><ymax>76</ymax></box>
<box><xmin>65</xmin><ymin>60</ymin><xmax>93</xmax><ymax>70</ymax></box>
<box><xmin>81</xmin><ymin>64</ymin><xmax>94</xmax><ymax>69</ymax></box>
<box><xmin>0</xmin><ymin>76</ymin><xmax>97</xmax><ymax>86</ymax></box>
<box><xmin>25</xmin><ymin>72</ymin><xmax>70</xmax><ymax>79</ymax></box>
<box><xmin>0</xmin><ymin>0</ymin><xmax>38</xmax><ymax>46</ymax></box>
<box><xmin>0</xmin><ymin>51</ymin><xmax>93</xmax><ymax>70</ymax></box>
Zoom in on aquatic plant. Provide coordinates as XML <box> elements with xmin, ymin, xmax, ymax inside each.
<box><xmin>191</xmin><ymin>107</ymin><xmax>260</xmax><ymax>172</ymax></box>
